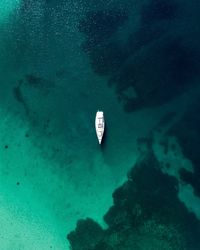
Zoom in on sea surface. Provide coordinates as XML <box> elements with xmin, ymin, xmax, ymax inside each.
<box><xmin>0</xmin><ymin>0</ymin><xmax>200</xmax><ymax>249</ymax></box>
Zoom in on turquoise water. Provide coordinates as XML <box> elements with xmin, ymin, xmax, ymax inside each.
<box><xmin>0</xmin><ymin>0</ymin><xmax>200</xmax><ymax>249</ymax></box>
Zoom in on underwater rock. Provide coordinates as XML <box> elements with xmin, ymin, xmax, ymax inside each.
<box><xmin>67</xmin><ymin>152</ymin><xmax>200</xmax><ymax>249</ymax></box>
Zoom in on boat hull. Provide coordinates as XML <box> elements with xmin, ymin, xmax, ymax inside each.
<box><xmin>95</xmin><ymin>111</ymin><xmax>105</xmax><ymax>144</ymax></box>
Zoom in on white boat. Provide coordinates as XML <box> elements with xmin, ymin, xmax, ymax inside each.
<box><xmin>95</xmin><ymin>110</ymin><xmax>105</xmax><ymax>144</ymax></box>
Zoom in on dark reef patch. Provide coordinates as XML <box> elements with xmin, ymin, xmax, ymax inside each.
<box><xmin>67</xmin><ymin>152</ymin><xmax>200</xmax><ymax>249</ymax></box>
<box><xmin>104</xmin><ymin>153</ymin><xmax>193</xmax><ymax>229</ymax></box>
<box><xmin>110</xmin><ymin>38</ymin><xmax>199</xmax><ymax>111</ymax></box>
<box><xmin>67</xmin><ymin>218</ymin><xmax>104</xmax><ymax>250</ymax></box>
<box><xmin>79</xmin><ymin>1</ymin><xmax>200</xmax><ymax>112</ymax></box>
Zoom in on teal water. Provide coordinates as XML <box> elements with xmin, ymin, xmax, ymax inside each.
<box><xmin>0</xmin><ymin>0</ymin><xmax>200</xmax><ymax>249</ymax></box>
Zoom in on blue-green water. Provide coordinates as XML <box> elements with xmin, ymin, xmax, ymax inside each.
<box><xmin>0</xmin><ymin>0</ymin><xmax>200</xmax><ymax>249</ymax></box>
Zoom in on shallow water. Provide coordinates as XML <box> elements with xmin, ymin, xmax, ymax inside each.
<box><xmin>0</xmin><ymin>0</ymin><xmax>200</xmax><ymax>249</ymax></box>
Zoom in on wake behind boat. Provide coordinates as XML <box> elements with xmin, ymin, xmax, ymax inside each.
<box><xmin>95</xmin><ymin>111</ymin><xmax>105</xmax><ymax>144</ymax></box>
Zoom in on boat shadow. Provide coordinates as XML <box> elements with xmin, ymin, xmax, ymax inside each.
<box><xmin>101</xmin><ymin>125</ymin><xmax>107</xmax><ymax>150</ymax></box>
